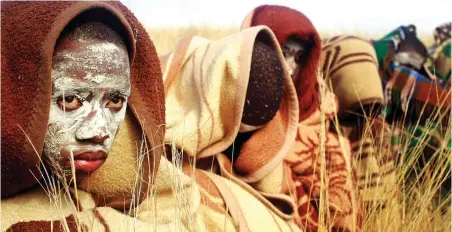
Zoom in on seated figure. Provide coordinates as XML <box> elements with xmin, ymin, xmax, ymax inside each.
<box><xmin>2</xmin><ymin>1</ymin><xmax>166</xmax><ymax>231</ymax></box>
<box><xmin>241</xmin><ymin>5</ymin><xmax>362</xmax><ymax>232</ymax></box>
<box><xmin>153</xmin><ymin>25</ymin><xmax>303</xmax><ymax>231</ymax></box>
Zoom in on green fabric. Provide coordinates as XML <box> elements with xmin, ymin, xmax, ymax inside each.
<box><xmin>378</xmin><ymin>25</ymin><xmax>413</xmax><ymax>41</ymax></box>
<box><xmin>373</xmin><ymin>41</ymin><xmax>393</xmax><ymax>68</ymax></box>
<box><xmin>443</xmin><ymin>42</ymin><xmax>451</xmax><ymax>58</ymax></box>
<box><xmin>405</xmin><ymin>123</ymin><xmax>442</xmax><ymax>154</ymax></box>
<box><xmin>391</xmin><ymin>136</ymin><xmax>401</xmax><ymax>145</ymax></box>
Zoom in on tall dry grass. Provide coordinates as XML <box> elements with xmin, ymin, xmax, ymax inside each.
<box><xmin>146</xmin><ymin>25</ymin><xmax>451</xmax><ymax>232</ymax></box>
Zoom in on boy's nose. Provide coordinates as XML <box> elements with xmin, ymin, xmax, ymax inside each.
<box><xmin>75</xmin><ymin>110</ymin><xmax>110</xmax><ymax>144</ymax></box>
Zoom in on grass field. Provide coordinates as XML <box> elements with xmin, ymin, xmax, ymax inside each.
<box><xmin>146</xmin><ymin>25</ymin><xmax>451</xmax><ymax>232</ymax></box>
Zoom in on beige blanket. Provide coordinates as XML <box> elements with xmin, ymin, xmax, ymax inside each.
<box><xmin>160</xmin><ymin>26</ymin><xmax>303</xmax><ymax>231</ymax></box>
<box><xmin>1</xmin><ymin>113</ymin><xmax>178</xmax><ymax>232</ymax></box>
<box><xmin>321</xmin><ymin>35</ymin><xmax>384</xmax><ymax>119</ymax></box>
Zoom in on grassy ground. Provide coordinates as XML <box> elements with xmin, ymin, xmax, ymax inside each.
<box><xmin>147</xmin><ymin>25</ymin><xmax>451</xmax><ymax>232</ymax></box>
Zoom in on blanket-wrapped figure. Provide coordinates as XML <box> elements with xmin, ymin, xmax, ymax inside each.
<box><xmin>150</xmin><ymin>25</ymin><xmax>303</xmax><ymax>231</ymax></box>
<box><xmin>1</xmin><ymin>1</ymin><xmax>169</xmax><ymax>231</ymax></box>
<box><xmin>373</xmin><ymin>24</ymin><xmax>451</xmax><ymax>179</ymax></box>
<box><xmin>320</xmin><ymin>34</ymin><xmax>401</xmax><ymax>230</ymax></box>
<box><xmin>241</xmin><ymin>5</ymin><xmax>362</xmax><ymax>232</ymax></box>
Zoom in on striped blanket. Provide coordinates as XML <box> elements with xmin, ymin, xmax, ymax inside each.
<box><xmin>382</xmin><ymin>63</ymin><xmax>451</xmax><ymax>124</ymax></box>
<box><xmin>372</xmin><ymin>25</ymin><xmax>418</xmax><ymax>81</ymax></box>
<box><xmin>373</xmin><ymin>26</ymin><xmax>416</xmax><ymax>65</ymax></box>
<box><xmin>321</xmin><ymin>35</ymin><xmax>399</xmax><ymax>229</ymax></box>
<box><xmin>321</xmin><ymin>35</ymin><xmax>384</xmax><ymax>120</ymax></box>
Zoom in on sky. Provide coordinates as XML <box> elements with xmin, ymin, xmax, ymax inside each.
<box><xmin>120</xmin><ymin>0</ymin><xmax>451</xmax><ymax>35</ymax></box>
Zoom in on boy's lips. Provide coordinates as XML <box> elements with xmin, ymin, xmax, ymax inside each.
<box><xmin>62</xmin><ymin>149</ymin><xmax>107</xmax><ymax>173</ymax></box>
<box><xmin>73</xmin><ymin>151</ymin><xmax>107</xmax><ymax>173</ymax></box>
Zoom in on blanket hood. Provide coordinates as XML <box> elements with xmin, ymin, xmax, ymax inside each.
<box><xmin>161</xmin><ymin>26</ymin><xmax>299</xmax><ymax>182</ymax></box>
<box><xmin>1</xmin><ymin>1</ymin><xmax>165</xmax><ymax>199</ymax></box>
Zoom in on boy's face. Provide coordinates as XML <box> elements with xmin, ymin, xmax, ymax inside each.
<box><xmin>393</xmin><ymin>51</ymin><xmax>425</xmax><ymax>71</ymax></box>
<box><xmin>43</xmin><ymin>27</ymin><xmax>130</xmax><ymax>181</ymax></box>
<box><xmin>283</xmin><ymin>37</ymin><xmax>306</xmax><ymax>81</ymax></box>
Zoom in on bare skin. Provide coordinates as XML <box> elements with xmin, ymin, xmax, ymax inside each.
<box><xmin>43</xmin><ymin>22</ymin><xmax>130</xmax><ymax>182</ymax></box>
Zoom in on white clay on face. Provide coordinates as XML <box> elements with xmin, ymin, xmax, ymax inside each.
<box><xmin>43</xmin><ymin>36</ymin><xmax>130</xmax><ymax>180</ymax></box>
<box><xmin>283</xmin><ymin>38</ymin><xmax>305</xmax><ymax>78</ymax></box>
<box><xmin>393</xmin><ymin>51</ymin><xmax>425</xmax><ymax>70</ymax></box>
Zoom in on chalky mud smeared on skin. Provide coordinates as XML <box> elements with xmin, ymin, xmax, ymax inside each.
<box><xmin>43</xmin><ymin>24</ymin><xmax>130</xmax><ymax>181</ymax></box>
<box><xmin>393</xmin><ymin>51</ymin><xmax>425</xmax><ymax>71</ymax></box>
<box><xmin>283</xmin><ymin>38</ymin><xmax>305</xmax><ymax>81</ymax></box>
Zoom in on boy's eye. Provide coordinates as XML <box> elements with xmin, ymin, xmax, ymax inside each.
<box><xmin>295</xmin><ymin>50</ymin><xmax>306</xmax><ymax>65</ymax></box>
<box><xmin>106</xmin><ymin>96</ymin><xmax>124</xmax><ymax>111</ymax></box>
<box><xmin>282</xmin><ymin>49</ymin><xmax>290</xmax><ymax>58</ymax></box>
<box><xmin>58</xmin><ymin>95</ymin><xmax>82</xmax><ymax>111</ymax></box>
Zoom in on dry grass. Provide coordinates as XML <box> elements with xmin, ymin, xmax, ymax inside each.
<box><xmin>146</xmin><ymin>25</ymin><xmax>451</xmax><ymax>232</ymax></box>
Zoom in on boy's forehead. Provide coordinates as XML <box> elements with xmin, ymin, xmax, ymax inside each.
<box><xmin>285</xmin><ymin>39</ymin><xmax>303</xmax><ymax>49</ymax></box>
<box><xmin>52</xmin><ymin>39</ymin><xmax>129</xmax><ymax>80</ymax></box>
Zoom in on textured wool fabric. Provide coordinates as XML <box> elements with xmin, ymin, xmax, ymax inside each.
<box><xmin>1</xmin><ymin>1</ymin><xmax>165</xmax><ymax>199</ymax></box>
<box><xmin>161</xmin><ymin>26</ymin><xmax>303</xmax><ymax>231</ymax></box>
<box><xmin>1</xmin><ymin>186</ymin><xmax>161</xmax><ymax>232</ymax></box>
<box><xmin>283</xmin><ymin>78</ymin><xmax>362</xmax><ymax>232</ymax></box>
<box><xmin>240</xmin><ymin>4</ymin><xmax>321</xmax><ymax>121</ymax></box>
<box><xmin>321</xmin><ymin>35</ymin><xmax>384</xmax><ymax>120</ymax></box>
<box><xmin>242</xmin><ymin>41</ymin><xmax>285</xmax><ymax>126</ymax></box>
